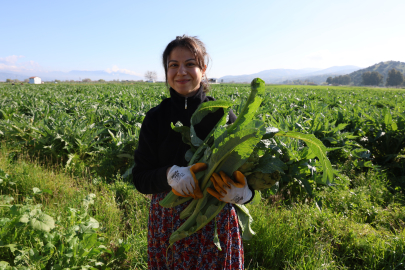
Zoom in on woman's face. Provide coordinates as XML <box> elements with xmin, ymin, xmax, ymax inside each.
<box><xmin>167</xmin><ymin>47</ymin><xmax>205</xmax><ymax>97</ymax></box>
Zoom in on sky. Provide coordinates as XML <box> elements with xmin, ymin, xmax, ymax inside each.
<box><xmin>1</xmin><ymin>0</ymin><xmax>404</xmax><ymax>80</ymax></box>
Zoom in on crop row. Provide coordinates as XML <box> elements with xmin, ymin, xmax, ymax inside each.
<box><xmin>0</xmin><ymin>83</ymin><xmax>403</xmax><ymax>186</ymax></box>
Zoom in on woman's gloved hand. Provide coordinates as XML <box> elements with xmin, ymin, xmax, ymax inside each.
<box><xmin>167</xmin><ymin>163</ymin><xmax>207</xmax><ymax>199</ymax></box>
<box><xmin>207</xmin><ymin>171</ymin><xmax>252</xmax><ymax>204</ymax></box>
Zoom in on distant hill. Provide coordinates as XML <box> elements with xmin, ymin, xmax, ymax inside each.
<box><xmin>219</xmin><ymin>66</ymin><xmax>361</xmax><ymax>84</ymax></box>
<box><xmin>348</xmin><ymin>61</ymin><xmax>405</xmax><ymax>85</ymax></box>
<box><xmin>0</xmin><ymin>72</ymin><xmax>31</xmax><ymax>81</ymax></box>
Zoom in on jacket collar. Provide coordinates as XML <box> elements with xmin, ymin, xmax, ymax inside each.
<box><xmin>169</xmin><ymin>84</ymin><xmax>206</xmax><ymax>110</ymax></box>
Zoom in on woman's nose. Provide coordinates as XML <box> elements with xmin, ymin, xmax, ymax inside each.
<box><xmin>178</xmin><ymin>64</ymin><xmax>187</xmax><ymax>75</ymax></box>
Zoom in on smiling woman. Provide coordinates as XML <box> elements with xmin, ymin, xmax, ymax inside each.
<box><xmin>132</xmin><ymin>35</ymin><xmax>247</xmax><ymax>269</ymax></box>
<box><xmin>166</xmin><ymin>47</ymin><xmax>205</xmax><ymax>97</ymax></box>
<box><xmin>162</xmin><ymin>35</ymin><xmax>210</xmax><ymax>95</ymax></box>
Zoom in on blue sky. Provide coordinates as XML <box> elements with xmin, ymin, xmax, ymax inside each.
<box><xmin>1</xmin><ymin>0</ymin><xmax>404</xmax><ymax>80</ymax></box>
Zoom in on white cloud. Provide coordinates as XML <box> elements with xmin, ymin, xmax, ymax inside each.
<box><xmin>0</xmin><ymin>55</ymin><xmax>24</xmax><ymax>64</ymax></box>
<box><xmin>0</xmin><ymin>55</ymin><xmax>43</xmax><ymax>73</ymax></box>
<box><xmin>105</xmin><ymin>65</ymin><xmax>141</xmax><ymax>76</ymax></box>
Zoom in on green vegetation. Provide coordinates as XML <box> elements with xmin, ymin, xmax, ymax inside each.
<box><xmin>326</xmin><ymin>75</ymin><xmax>351</xmax><ymax>85</ymax></box>
<box><xmin>386</xmin><ymin>69</ymin><xmax>405</xmax><ymax>87</ymax></box>
<box><xmin>0</xmin><ymin>82</ymin><xmax>404</xmax><ymax>269</ymax></box>
<box><xmin>362</xmin><ymin>71</ymin><xmax>384</xmax><ymax>86</ymax></box>
<box><xmin>349</xmin><ymin>61</ymin><xmax>405</xmax><ymax>86</ymax></box>
<box><xmin>161</xmin><ymin>79</ymin><xmax>334</xmax><ymax>246</ymax></box>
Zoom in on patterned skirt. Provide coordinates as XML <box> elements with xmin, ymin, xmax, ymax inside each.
<box><xmin>148</xmin><ymin>192</ymin><xmax>244</xmax><ymax>270</ymax></box>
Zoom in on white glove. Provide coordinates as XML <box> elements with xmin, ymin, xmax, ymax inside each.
<box><xmin>207</xmin><ymin>171</ymin><xmax>253</xmax><ymax>204</ymax></box>
<box><xmin>167</xmin><ymin>163</ymin><xmax>207</xmax><ymax>199</ymax></box>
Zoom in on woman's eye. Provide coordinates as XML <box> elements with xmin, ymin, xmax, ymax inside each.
<box><xmin>187</xmin><ymin>63</ymin><xmax>196</xmax><ymax>67</ymax></box>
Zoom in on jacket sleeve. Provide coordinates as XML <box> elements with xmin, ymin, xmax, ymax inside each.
<box><xmin>132</xmin><ymin>111</ymin><xmax>171</xmax><ymax>194</ymax></box>
<box><xmin>228</xmin><ymin>109</ymin><xmax>237</xmax><ymax>124</ymax></box>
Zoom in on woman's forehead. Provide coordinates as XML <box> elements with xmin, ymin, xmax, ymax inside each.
<box><xmin>168</xmin><ymin>47</ymin><xmax>195</xmax><ymax>60</ymax></box>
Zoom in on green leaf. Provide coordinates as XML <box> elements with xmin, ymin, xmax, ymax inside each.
<box><xmin>83</xmin><ymin>193</ymin><xmax>96</xmax><ymax>207</ymax></box>
<box><xmin>254</xmin><ymin>153</ymin><xmax>287</xmax><ymax>174</ymax></box>
<box><xmin>0</xmin><ymin>261</ymin><xmax>10</xmax><ymax>268</ymax></box>
<box><xmin>0</xmin><ymin>195</ymin><xmax>13</xmax><ymax>204</ymax></box>
<box><xmin>213</xmin><ymin>219</ymin><xmax>222</xmax><ymax>251</ymax></box>
<box><xmin>30</xmin><ymin>213</ymin><xmax>55</xmax><ymax>232</ymax></box>
<box><xmin>19</xmin><ymin>214</ymin><xmax>30</xmax><ymax>223</ymax></box>
<box><xmin>234</xmin><ymin>204</ymin><xmax>255</xmax><ymax>240</ymax></box>
<box><xmin>275</xmin><ymin>131</ymin><xmax>334</xmax><ymax>185</ymax></box>
<box><xmin>211</xmin><ymin>124</ymin><xmax>264</xmax><ymax>168</ymax></box>
<box><xmin>42</xmin><ymin>189</ymin><xmax>53</xmax><ymax>195</ymax></box>
<box><xmin>351</xmin><ymin>148</ymin><xmax>371</xmax><ymax>159</ymax></box>
<box><xmin>33</xmin><ymin>187</ymin><xmax>42</xmax><ymax>195</ymax></box>
<box><xmin>298</xmin><ymin>147</ymin><xmax>316</xmax><ymax>160</ymax></box>
<box><xmin>190</xmin><ymin>126</ymin><xmax>204</xmax><ymax>147</ymax></box>
<box><xmin>1</xmin><ymin>244</ymin><xmax>18</xmax><ymax>253</ymax></box>
<box><xmin>80</xmin><ymin>217</ymin><xmax>100</xmax><ymax>234</ymax></box>
<box><xmin>82</xmin><ymin>233</ymin><xmax>98</xmax><ymax>250</ymax></box>
<box><xmin>10</xmin><ymin>205</ymin><xmax>19</xmax><ymax>216</ymax></box>
<box><xmin>196</xmin><ymin>213</ymin><xmax>207</xmax><ymax>228</ymax></box>
<box><xmin>190</xmin><ymin>100</ymin><xmax>233</xmax><ymax>127</ymax></box>
<box><xmin>188</xmin><ymin>101</ymin><xmax>233</xmax><ymax>147</ymax></box>
<box><xmin>262</xmin><ymin>127</ymin><xmax>279</xmax><ymax>139</ymax></box>
<box><xmin>185</xmin><ymin>149</ymin><xmax>194</xmax><ymax>162</ymax></box>
<box><xmin>169</xmin><ymin>230</ymin><xmax>189</xmax><ymax>244</ymax></box>
<box><xmin>217</xmin><ymin>136</ymin><xmax>263</xmax><ymax>176</ymax></box>
<box><xmin>0</xmin><ymin>218</ymin><xmax>10</xmax><ymax>226</ymax></box>
<box><xmin>203</xmin><ymin>204</ymin><xmax>219</xmax><ymax>218</ymax></box>
<box><xmin>227</xmin><ymin>78</ymin><xmax>265</xmax><ymax>134</ymax></box>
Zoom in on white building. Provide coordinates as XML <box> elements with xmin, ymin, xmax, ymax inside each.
<box><xmin>29</xmin><ymin>77</ymin><xmax>41</xmax><ymax>84</ymax></box>
<box><xmin>208</xmin><ymin>78</ymin><xmax>219</xmax><ymax>84</ymax></box>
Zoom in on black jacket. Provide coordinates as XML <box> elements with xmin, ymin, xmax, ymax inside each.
<box><xmin>132</xmin><ymin>85</ymin><xmax>237</xmax><ymax>194</ymax></box>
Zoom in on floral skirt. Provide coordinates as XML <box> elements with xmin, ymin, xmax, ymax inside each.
<box><xmin>148</xmin><ymin>192</ymin><xmax>244</xmax><ymax>270</ymax></box>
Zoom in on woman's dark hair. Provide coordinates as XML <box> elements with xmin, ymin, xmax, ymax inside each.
<box><xmin>162</xmin><ymin>35</ymin><xmax>210</xmax><ymax>92</ymax></box>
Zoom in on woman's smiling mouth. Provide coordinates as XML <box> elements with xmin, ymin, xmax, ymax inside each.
<box><xmin>176</xmin><ymin>80</ymin><xmax>190</xmax><ymax>84</ymax></box>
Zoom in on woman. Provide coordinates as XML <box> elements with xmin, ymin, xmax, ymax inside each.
<box><xmin>132</xmin><ymin>35</ymin><xmax>254</xmax><ymax>269</ymax></box>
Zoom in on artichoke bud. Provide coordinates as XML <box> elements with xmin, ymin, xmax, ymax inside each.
<box><xmin>247</xmin><ymin>171</ymin><xmax>281</xmax><ymax>190</ymax></box>
<box><xmin>238</xmin><ymin>151</ymin><xmax>260</xmax><ymax>174</ymax></box>
<box><xmin>238</xmin><ymin>161</ymin><xmax>256</xmax><ymax>174</ymax></box>
<box><xmin>247</xmin><ymin>151</ymin><xmax>260</xmax><ymax>163</ymax></box>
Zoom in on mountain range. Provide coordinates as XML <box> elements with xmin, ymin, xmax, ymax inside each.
<box><xmin>2</xmin><ymin>61</ymin><xmax>404</xmax><ymax>85</ymax></box>
<box><xmin>219</xmin><ymin>65</ymin><xmax>362</xmax><ymax>84</ymax></box>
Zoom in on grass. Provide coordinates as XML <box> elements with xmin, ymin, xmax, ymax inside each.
<box><xmin>1</xmin><ymin>143</ymin><xmax>404</xmax><ymax>269</ymax></box>
<box><xmin>0</xmin><ymin>143</ymin><xmax>149</xmax><ymax>269</ymax></box>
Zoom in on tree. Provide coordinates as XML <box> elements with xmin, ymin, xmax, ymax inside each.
<box><xmin>24</xmin><ymin>79</ymin><xmax>29</xmax><ymax>83</ymax></box>
<box><xmin>386</xmin><ymin>68</ymin><xmax>404</xmax><ymax>86</ymax></box>
<box><xmin>325</xmin><ymin>75</ymin><xmax>351</xmax><ymax>85</ymax></box>
<box><xmin>98</xmin><ymin>79</ymin><xmax>105</xmax><ymax>82</ymax></box>
<box><xmin>362</xmin><ymin>71</ymin><xmax>383</xmax><ymax>86</ymax></box>
<box><xmin>6</xmin><ymin>79</ymin><xmax>12</xmax><ymax>83</ymax></box>
<box><xmin>145</xmin><ymin>71</ymin><xmax>157</xmax><ymax>82</ymax></box>
<box><xmin>82</xmin><ymin>78</ymin><xmax>92</xmax><ymax>82</ymax></box>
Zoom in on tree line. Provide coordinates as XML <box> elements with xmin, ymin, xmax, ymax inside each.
<box><xmin>326</xmin><ymin>68</ymin><xmax>404</xmax><ymax>86</ymax></box>
<box><xmin>326</xmin><ymin>75</ymin><xmax>351</xmax><ymax>85</ymax></box>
